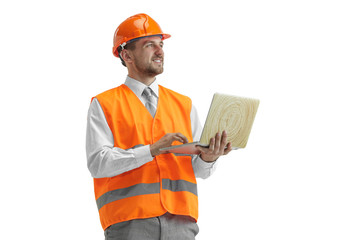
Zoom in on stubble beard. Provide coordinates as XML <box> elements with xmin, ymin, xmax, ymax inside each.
<box><xmin>134</xmin><ymin>58</ymin><xmax>164</xmax><ymax>77</ymax></box>
<box><xmin>145</xmin><ymin>64</ymin><xmax>163</xmax><ymax>76</ymax></box>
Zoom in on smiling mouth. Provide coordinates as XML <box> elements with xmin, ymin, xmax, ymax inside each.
<box><xmin>153</xmin><ymin>59</ymin><xmax>162</xmax><ymax>63</ymax></box>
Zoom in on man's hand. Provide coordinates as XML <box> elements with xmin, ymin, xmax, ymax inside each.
<box><xmin>150</xmin><ymin>133</ymin><xmax>188</xmax><ymax>157</ymax></box>
<box><xmin>196</xmin><ymin>130</ymin><xmax>232</xmax><ymax>162</ymax></box>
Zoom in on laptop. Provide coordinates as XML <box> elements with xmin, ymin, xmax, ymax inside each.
<box><xmin>159</xmin><ymin>93</ymin><xmax>260</xmax><ymax>155</ymax></box>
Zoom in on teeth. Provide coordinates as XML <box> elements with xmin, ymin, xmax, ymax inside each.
<box><xmin>154</xmin><ymin>59</ymin><xmax>161</xmax><ymax>63</ymax></box>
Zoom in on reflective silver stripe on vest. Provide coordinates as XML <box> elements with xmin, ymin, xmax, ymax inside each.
<box><xmin>172</xmin><ymin>153</ymin><xmax>193</xmax><ymax>157</ymax></box>
<box><xmin>162</xmin><ymin>179</ymin><xmax>198</xmax><ymax>196</ymax></box>
<box><xmin>96</xmin><ymin>182</ymin><xmax>160</xmax><ymax>210</ymax></box>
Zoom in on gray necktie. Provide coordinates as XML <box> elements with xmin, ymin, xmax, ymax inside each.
<box><xmin>142</xmin><ymin>87</ymin><xmax>157</xmax><ymax>117</ymax></box>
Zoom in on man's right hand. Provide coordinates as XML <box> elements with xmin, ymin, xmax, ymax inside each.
<box><xmin>150</xmin><ymin>133</ymin><xmax>188</xmax><ymax>157</ymax></box>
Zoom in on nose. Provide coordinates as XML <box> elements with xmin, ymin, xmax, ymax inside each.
<box><xmin>155</xmin><ymin>44</ymin><xmax>164</xmax><ymax>56</ymax></box>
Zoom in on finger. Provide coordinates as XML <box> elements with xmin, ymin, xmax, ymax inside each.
<box><xmin>174</xmin><ymin>133</ymin><xmax>189</xmax><ymax>143</ymax></box>
<box><xmin>173</xmin><ymin>136</ymin><xmax>185</xmax><ymax>143</ymax></box>
<box><xmin>213</xmin><ymin>132</ymin><xmax>221</xmax><ymax>153</ymax></box>
<box><xmin>170</xmin><ymin>134</ymin><xmax>184</xmax><ymax>143</ymax></box>
<box><xmin>220</xmin><ymin>130</ymin><xmax>228</xmax><ymax>149</ymax></box>
<box><xmin>208</xmin><ymin>137</ymin><xmax>215</xmax><ymax>152</ymax></box>
<box><xmin>224</xmin><ymin>142</ymin><xmax>232</xmax><ymax>155</ymax></box>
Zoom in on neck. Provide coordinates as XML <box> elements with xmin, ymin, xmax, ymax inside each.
<box><xmin>128</xmin><ymin>72</ymin><xmax>156</xmax><ymax>86</ymax></box>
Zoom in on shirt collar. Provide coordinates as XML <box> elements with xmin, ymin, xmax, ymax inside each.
<box><xmin>124</xmin><ymin>76</ymin><xmax>159</xmax><ymax>98</ymax></box>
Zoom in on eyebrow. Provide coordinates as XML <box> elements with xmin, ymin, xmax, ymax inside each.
<box><xmin>143</xmin><ymin>40</ymin><xmax>164</xmax><ymax>46</ymax></box>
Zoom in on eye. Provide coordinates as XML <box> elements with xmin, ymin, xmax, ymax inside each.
<box><xmin>144</xmin><ymin>42</ymin><xmax>164</xmax><ymax>48</ymax></box>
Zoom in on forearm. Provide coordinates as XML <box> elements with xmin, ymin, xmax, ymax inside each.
<box><xmin>87</xmin><ymin>145</ymin><xmax>153</xmax><ymax>178</ymax></box>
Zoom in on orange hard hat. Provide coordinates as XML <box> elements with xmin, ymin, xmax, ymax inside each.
<box><xmin>113</xmin><ymin>13</ymin><xmax>171</xmax><ymax>57</ymax></box>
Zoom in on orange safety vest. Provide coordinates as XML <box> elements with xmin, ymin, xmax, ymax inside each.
<box><xmin>92</xmin><ymin>84</ymin><xmax>198</xmax><ymax>230</ymax></box>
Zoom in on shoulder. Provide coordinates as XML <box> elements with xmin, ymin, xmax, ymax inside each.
<box><xmin>159</xmin><ymin>85</ymin><xmax>191</xmax><ymax>102</ymax></box>
<box><xmin>93</xmin><ymin>85</ymin><xmax>132</xmax><ymax>104</ymax></box>
<box><xmin>95</xmin><ymin>85</ymin><xmax>124</xmax><ymax>98</ymax></box>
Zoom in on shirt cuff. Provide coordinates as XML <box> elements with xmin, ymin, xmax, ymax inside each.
<box><xmin>134</xmin><ymin>145</ymin><xmax>154</xmax><ymax>167</ymax></box>
<box><xmin>197</xmin><ymin>154</ymin><xmax>217</xmax><ymax>169</ymax></box>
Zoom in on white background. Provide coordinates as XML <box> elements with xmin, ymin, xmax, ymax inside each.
<box><xmin>1</xmin><ymin>0</ymin><xmax>359</xmax><ymax>239</ymax></box>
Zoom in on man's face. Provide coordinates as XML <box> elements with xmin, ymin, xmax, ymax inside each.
<box><xmin>131</xmin><ymin>36</ymin><xmax>164</xmax><ymax>77</ymax></box>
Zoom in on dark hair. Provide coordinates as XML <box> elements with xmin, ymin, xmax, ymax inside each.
<box><xmin>118</xmin><ymin>40</ymin><xmax>137</xmax><ymax>67</ymax></box>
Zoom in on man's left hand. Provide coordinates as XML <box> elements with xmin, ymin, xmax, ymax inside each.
<box><xmin>196</xmin><ymin>130</ymin><xmax>232</xmax><ymax>162</ymax></box>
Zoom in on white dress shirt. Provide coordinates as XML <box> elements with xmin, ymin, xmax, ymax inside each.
<box><xmin>86</xmin><ymin>76</ymin><xmax>217</xmax><ymax>179</ymax></box>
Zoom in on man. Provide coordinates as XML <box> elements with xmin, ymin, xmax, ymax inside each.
<box><xmin>86</xmin><ymin>13</ymin><xmax>232</xmax><ymax>240</ymax></box>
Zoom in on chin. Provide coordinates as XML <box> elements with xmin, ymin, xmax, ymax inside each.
<box><xmin>146</xmin><ymin>67</ymin><xmax>163</xmax><ymax>76</ymax></box>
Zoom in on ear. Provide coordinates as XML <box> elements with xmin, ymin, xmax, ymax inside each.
<box><xmin>120</xmin><ymin>50</ymin><xmax>133</xmax><ymax>64</ymax></box>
